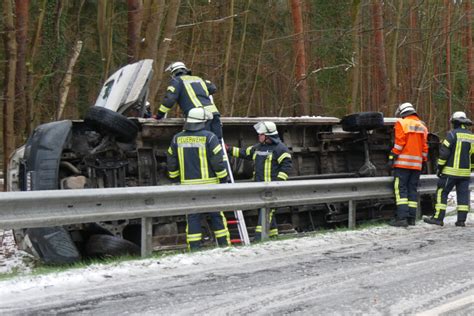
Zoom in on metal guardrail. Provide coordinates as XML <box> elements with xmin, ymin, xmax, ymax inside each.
<box><xmin>0</xmin><ymin>174</ymin><xmax>472</xmax><ymax>256</ymax></box>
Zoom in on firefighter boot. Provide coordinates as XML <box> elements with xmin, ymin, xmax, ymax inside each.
<box><xmin>388</xmin><ymin>218</ymin><xmax>409</xmax><ymax>228</ymax></box>
<box><xmin>455</xmin><ymin>211</ymin><xmax>468</xmax><ymax>227</ymax></box>
<box><xmin>407</xmin><ymin>217</ymin><xmax>416</xmax><ymax>226</ymax></box>
<box><xmin>423</xmin><ymin>216</ymin><xmax>444</xmax><ymax>226</ymax></box>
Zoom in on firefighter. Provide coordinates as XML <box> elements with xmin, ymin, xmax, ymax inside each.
<box><xmin>388</xmin><ymin>102</ymin><xmax>429</xmax><ymax>227</ymax></box>
<box><xmin>167</xmin><ymin>107</ymin><xmax>230</xmax><ymax>250</ymax></box>
<box><xmin>155</xmin><ymin>61</ymin><xmax>224</xmax><ymax>140</ymax></box>
<box><xmin>424</xmin><ymin>111</ymin><xmax>473</xmax><ymax>227</ymax></box>
<box><xmin>226</xmin><ymin>121</ymin><xmax>292</xmax><ymax>240</ymax></box>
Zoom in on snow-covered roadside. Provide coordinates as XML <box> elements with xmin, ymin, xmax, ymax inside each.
<box><xmin>0</xmin><ymin>191</ymin><xmax>469</xmax><ymax>291</ymax></box>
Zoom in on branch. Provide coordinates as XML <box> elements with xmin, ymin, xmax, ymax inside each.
<box><xmin>176</xmin><ymin>11</ymin><xmax>248</xmax><ymax>29</ymax></box>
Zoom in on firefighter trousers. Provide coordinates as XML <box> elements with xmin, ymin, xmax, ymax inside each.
<box><xmin>433</xmin><ymin>176</ymin><xmax>470</xmax><ymax>222</ymax></box>
<box><xmin>393</xmin><ymin>168</ymin><xmax>421</xmax><ymax>220</ymax></box>
<box><xmin>186</xmin><ymin>212</ymin><xmax>230</xmax><ymax>250</ymax></box>
<box><xmin>205</xmin><ymin>113</ymin><xmax>223</xmax><ymax>141</ymax></box>
<box><xmin>255</xmin><ymin>208</ymin><xmax>278</xmax><ymax>241</ymax></box>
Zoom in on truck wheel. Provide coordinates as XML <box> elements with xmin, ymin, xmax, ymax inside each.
<box><xmin>85</xmin><ymin>234</ymin><xmax>140</xmax><ymax>258</ymax></box>
<box><xmin>341</xmin><ymin>112</ymin><xmax>384</xmax><ymax>132</ymax></box>
<box><xmin>84</xmin><ymin>106</ymin><xmax>138</xmax><ymax>143</ymax></box>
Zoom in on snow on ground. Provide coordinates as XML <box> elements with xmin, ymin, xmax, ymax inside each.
<box><xmin>0</xmin><ymin>191</ymin><xmax>470</xmax><ymax>293</ymax></box>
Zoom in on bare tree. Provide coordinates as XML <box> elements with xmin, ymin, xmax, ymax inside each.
<box><xmin>56</xmin><ymin>41</ymin><xmax>83</xmax><ymax>120</ymax></box>
<box><xmin>371</xmin><ymin>0</ymin><xmax>388</xmax><ymax>112</ymax></box>
<box><xmin>444</xmin><ymin>0</ymin><xmax>452</xmax><ymax>125</ymax></box>
<box><xmin>97</xmin><ymin>0</ymin><xmax>114</xmax><ymax>79</ymax></box>
<box><xmin>139</xmin><ymin>0</ymin><xmax>165</xmax><ymax>61</ymax></box>
<box><xmin>464</xmin><ymin>0</ymin><xmax>474</xmax><ymax>116</ymax></box>
<box><xmin>3</xmin><ymin>0</ymin><xmax>17</xmax><ymax>188</ymax></box>
<box><xmin>387</xmin><ymin>0</ymin><xmax>403</xmax><ymax>113</ymax></box>
<box><xmin>350</xmin><ymin>0</ymin><xmax>361</xmax><ymax>113</ymax></box>
<box><xmin>127</xmin><ymin>0</ymin><xmax>143</xmax><ymax>63</ymax></box>
<box><xmin>221</xmin><ymin>0</ymin><xmax>234</xmax><ymax>115</ymax></box>
<box><xmin>14</xmin><ymin>0</ymin><xmax>29</xmax><ymax>144</ymax></box>
<box><xmin>150</xmin><ymin>0</ymin><xmax>181</xmax><ymax>104</ymax></box>
<box><xmin>290</xmin><ymin>0</ymin><xmax>309</xmax><ymax>115</ymax></box>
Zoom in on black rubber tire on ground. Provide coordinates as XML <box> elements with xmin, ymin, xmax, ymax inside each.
<box><xmin>84</xmin><ymin>106</ymin><xmax>138</xmax><ymax>143</ymax></box>
<box><xmin>85</xmin><ymin>234</ymin><xmax>141</xmax><ymax>258</ymax></box>
<box><xmin>341</xmin><ymin>112</ymin><xmax>384</xmax><ymax>132</ymax></box>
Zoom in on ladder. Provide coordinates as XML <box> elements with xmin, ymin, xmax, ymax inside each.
<box><xmin>221</xmin><ymin>138</ymin><xmax>251</xmax><ymax>246</ymax></box>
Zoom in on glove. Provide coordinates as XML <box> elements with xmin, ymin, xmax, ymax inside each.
<box><xmin>225</xmin><ymin>143</ymin><xmax>230</xmax><ymax>153</ymax></box>
<box><xmin>154</xmin><ymin>112</ymin><xmax>165</xmax><ymax>120</ymax></box>
<box><xmin>437</xmin><ymin>166</ymin><xmax>444</xmax><ymax>177</ymax></box>
<box><xmin>387</xmin><ymin>154</ymin><xmax>397</xmax><ymax>168</ymax></box>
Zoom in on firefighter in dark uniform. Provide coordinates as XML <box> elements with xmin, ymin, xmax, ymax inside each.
<box><xmin>424</xmin><ymin>111</ymin><xmax>473</xmax><ymax>227</ymax></box>
<box><xmin>227</xmin><ymin>121</ymin><xmax>292</xmax><ymax>240</ymax></box>
<box><xmin>167</xmin><ymin>107</ymin><xmax>230</xmax><ymax>250</ymax></box>
<box><xmin>155</xmin><ymin>61</ymin><xmax>223</xmax><ymax>140</ymax></box>
<box><xmin>388</xmin><ymin>102</ymin><xmax>429</xmax><ymax>227</ymax></box>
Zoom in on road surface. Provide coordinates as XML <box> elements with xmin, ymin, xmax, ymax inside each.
<box><xmin>1</xmin><ymin>218</ymin><xmax>473</xmax><ymax>315</ymax></box>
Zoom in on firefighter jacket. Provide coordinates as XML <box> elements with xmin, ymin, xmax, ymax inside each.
<box><xmin>229</xmin><ymin>136</ymin><xmax>292</xmax><ymax>182</ymax></box>
<box><xmin>437</xmin><ymin>125</ymin><xmax>474</xmax><ymax>178</ymax></box>
<box><xmin>167</xmin><ymin>129</ymin><xmax>228</xmax><ymax>185</ymax></box>
<box><xmin>158</xmin><ymin>74</ymin><xmax>219</xmax><ymax>118</ymax></box>
<box><xmin>390</xmin><ymin>114</ymin><xmax>428</xmax><ymax>171</ymax></box>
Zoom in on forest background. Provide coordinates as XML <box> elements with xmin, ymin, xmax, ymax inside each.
<box><xmin>1</xmin><ymin>0</ymin><xmax>474</xmax><ymax>171</ymax></box>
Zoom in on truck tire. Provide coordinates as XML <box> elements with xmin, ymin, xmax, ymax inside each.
<box><xmin>84</xmin><ymin>106</ymin><xmax>138</xmax><ymax>143</ymax></box>
<box><xmin>85</xmin><ymin>234</ymin><xmax>140</xmax><ymax>258</ymax></box>
<box><xmin>341</xmin><ymin>112</ymin><xmax>384</xmax><ymax>132</ymax></box>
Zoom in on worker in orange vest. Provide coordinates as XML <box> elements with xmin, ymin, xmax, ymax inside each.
<box><xmin>388</xmin><ymin>102</ymin><xmax>429</xmax><ymax>227</ymax></box>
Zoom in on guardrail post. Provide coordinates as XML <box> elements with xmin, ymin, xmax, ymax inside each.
<box><xmin>260</xmin><ymin>208</ymin><xmax>268</xmax><ymax>241</ymax></box>
<box><xmin>348</xmin><ymin>200</ymin><xmax>356</xmax><ymax>229</ymax></box>
<box><xmin>141</xmin><ymin>217</ymin><xmax>153</xmax><ymax>257</ymax></box>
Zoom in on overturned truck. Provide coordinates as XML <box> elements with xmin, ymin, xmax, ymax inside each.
<box><xmin>7</xmin><ymin>60</ymin><xmax>440</xmax><ymax>264</ymax></box>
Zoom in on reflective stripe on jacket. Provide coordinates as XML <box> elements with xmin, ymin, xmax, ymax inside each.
<box><xmin>229</xmin><ymin>138</ymin><xmax>292</xmax><ymax>182</ymax></box>
<box><xmin>437</xmin><ymin>126</ymin><xmax>474</xmax><ymax>178</ymax></box>
<box><xmin>167</xmin><ymin>129</ymin><xmax>228</xmax><ymax>184</ymax></box>
<box><xmin>158</xmin><ymin>75</ymin><xmax>218</xmax><ymax>117</ymax></box>
<box><xmin>391</xmin><ymin>115</ymin><xmax>428</xmax><ymax>171</ymax></box>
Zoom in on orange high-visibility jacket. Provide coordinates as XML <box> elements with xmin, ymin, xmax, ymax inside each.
<box><xmin>391</xmin><ymin>114</ymin><xmax>429</xmax><ymax>170</ymax></box>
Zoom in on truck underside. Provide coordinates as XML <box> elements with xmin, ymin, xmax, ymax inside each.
<box><xmin>10</xmin><ymin>114</ymin><xmax>440</xmax><ymax>264</ymax></box>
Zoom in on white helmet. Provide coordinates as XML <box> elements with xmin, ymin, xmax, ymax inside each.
<box><xmin>165</xmin><ymin>61</ymin><xmax>189</xmax><ymax>75</ymax></box>
<box><xmin>186</xmin><ymin>107</ymin><xmax>213</xmax><ymax>124</ymax></box>
<box><xmin>253</xmin><ymin>121</ymin><xmax>278</xmax><ymax>136</ymax></box>
<box><xmin>395</xmin><ymin>102</ymin><xmax>416</xmax><ymax>117</ymax></box>
<box><xmin>451</xmin><ymin>111</ymin><xmax>472</xmax><ymax>125</ymax></box>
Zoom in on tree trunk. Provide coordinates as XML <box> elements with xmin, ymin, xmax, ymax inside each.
<box><xmin>230</xmin><ymin>0</ymin><xmax>251</xmax><ymax>116</ymax></box>
<box><xmin>444</xmin><ymin>0</ymin><xmax>452</xmax><ymax>126</ymax></box>
<box><xmin>248</xmin><ymin>2</ymin><xmax>270</xmax><ymax>117</ymax></box>
<box><xmin>150</xmin><ymin>0</ymin><xmax>181</xmax><ymax>106</ymax></box>
<box><xmin>387</xmin><ymin>0</ymin><xmax>403</xmax><ymax>114</ymax></box>
<box><xmin>464</xmin><ymin>0</ymin><xmax>474</xmax><ymax>116</ymax></box>
<box><xmin>14</xmin><ymin>0</ymin><xmax>29</xmax><ymax>144</ymax></box>
<box><xmin>371</xmin><ymin>0</ymin><xmax>388</xmax><ymax>112</ymax></box>
<box><xmin>97</xmin><ymin>0</ymin><xmax>114</xmax><ymax>79</ymax></box>
<box><xmin>139</xmin><ymin>0</ymin><xmax>165</xmax><ymax>62</ymax></box>
<box><xmin>221</xmin><ymin>0</ymin><xmax>234</xmax><ymax>115</ymax></box>
<box><xmin>350</xmin><ymin>0</ymin><xmax>361</xmax><ymax>113</ymax></box>
<box><xmin>127</xmin><ymin>0</ymin><xmax>143</xmax><ymax>63</ymax></box>
<box><xmin>290</xmin><ymin>0</ymin><xmax>309</xmax><ymax>115</ymax></box>
<box><xmin>56</xmin><ymin>40</ymin><xmax>83</xmax><ymax>120</ymax></box>
<box><xmin>3</xmin><ymin>0</ymin><xmax>17</xmax><ymax>189</ymax></box>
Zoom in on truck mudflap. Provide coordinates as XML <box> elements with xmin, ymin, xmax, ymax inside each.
<box><xmin>20</xmin><ymin>120</ymin><xmax>82</xmax><ymax>264</ymax></box>
<box><xmin>25</xmin><ymin>227</ymin><xmax>81</xmax><ymax>264</ymax></box>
